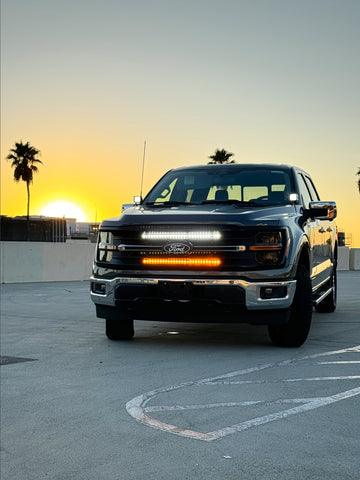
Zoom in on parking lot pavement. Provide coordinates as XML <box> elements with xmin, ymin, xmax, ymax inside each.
<box><xmin>1</xmin><ymin>271</ymin><xmax>360</xmax><ymax>480</ymax></box>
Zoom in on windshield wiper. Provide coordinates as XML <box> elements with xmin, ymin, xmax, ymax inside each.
<box><xmin>200</xmin><ymin>200</ymin><xmax>258</xmax><ymax>207</ymax></box>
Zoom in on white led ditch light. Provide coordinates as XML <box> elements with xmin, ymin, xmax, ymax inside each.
<box><xmin>141</xmin><ymin>231</ymin><xmax>221</xmax><ymax>241</ymax></box>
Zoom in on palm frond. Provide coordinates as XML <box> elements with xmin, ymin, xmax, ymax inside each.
<box><xmin>6</xmin><ymin>140</ymin><xmax>43</xmax><ymax>216</ymax></box>
<box><xmin>208</xmin><ymin>148</ymin><xmax>235</xmax><ymax>164</ymax></box>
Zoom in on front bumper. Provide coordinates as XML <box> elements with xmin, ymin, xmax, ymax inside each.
<box><xmin>90</xmin><ymin>276</ymin><xmax>296</xmax><ymax>311</ymax></box>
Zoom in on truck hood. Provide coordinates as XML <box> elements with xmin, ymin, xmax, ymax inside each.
<box><xmin>101</xmin><ymin>204</ymin><xmax>297</xmax><ymax>229</ymax></box>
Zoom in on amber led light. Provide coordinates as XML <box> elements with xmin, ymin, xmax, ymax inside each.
<box><xmin>142</xmin><ymin>257</ymin><xmax>221</xmax><ymax>267</ymax></box>
<box><xmin>249</xmin><ymin>244</ymin><xmax>282</xmax><ymax>251</ymax></box>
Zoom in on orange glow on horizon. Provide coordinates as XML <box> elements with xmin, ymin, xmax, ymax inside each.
<box><xmin>1</xmin><ymin>142</ymin><xmax>359</xmax><ymax>247</ymax></box>
<box><xmin>39</xmin><ymin>201</ymin><xmax>87</xmax><ymax>222</ymax></box>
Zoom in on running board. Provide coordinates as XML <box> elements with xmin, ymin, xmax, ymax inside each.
<box><xmin>314</xmin><ymin>287</ymin><xmax>333</xmax><ymax>306</ymax></box>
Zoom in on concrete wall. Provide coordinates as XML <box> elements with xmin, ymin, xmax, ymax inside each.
<box><xmin>338</xmin><ymin>247</ymin><xmax>350</xmax><ymax>271</ymax></box>
<box><xmin>0</xmin><ymin>241</ymin><xmax>96</xmax><ymax>283</ymax></box>
<box><xmin>350</xmin><ymin>248</ymin><xmax>360</xmax><ymax>270</ymax></box>
<box><xmin>0</xmin><ymin>242</ymin><xmax>359</xmax><ymax>284</ymax></box>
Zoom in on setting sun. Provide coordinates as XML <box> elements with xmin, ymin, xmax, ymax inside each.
<box><xmin>39</xmin><ymin>201</ymin><xmax>87</xmax><ymax>222</ymax></box>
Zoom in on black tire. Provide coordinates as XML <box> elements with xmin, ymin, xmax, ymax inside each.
<box><xmin>315</xmin><ymin>264</ymin><xmax>337</xmax><ymax>313</ymax></box>
<box><xmin>268</xmin><ymin>264</ymin><xmax>313</xmax><ymax>347</ymax></box>
<box><xmin>106</xmin><ymin>317</ymin><xmax>134</xmax><ymax>340</ymax></box>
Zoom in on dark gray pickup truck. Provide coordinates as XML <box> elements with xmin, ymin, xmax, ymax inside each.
<box><xmin>90</xmin><ymin>164</ymin><xmax>337</xmax><ymax>347</ymax></box>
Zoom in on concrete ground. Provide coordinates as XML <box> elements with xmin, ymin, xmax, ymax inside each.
<box><xmin>1</xmin><ymin>271</ymin><xmax>359</xmax><ymax>480</ymax></box>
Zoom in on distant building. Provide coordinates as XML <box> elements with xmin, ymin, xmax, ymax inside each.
<box><xmin>338</xmin><ymin>231</ymin><xmax>352</xmax><ymax>247</ymax></box>
<box><xmin>0</xmin><ymin>216</ymin><xmax>99</xmax><ymax>243</ymax></box>
<box><xmin>67</xmin><ymin>220</ymin><xmax>99</xmax><ymax>242</ymax></box>
<box><xmin>338</xmin><ymin>232</ymin><xmax>345</xmax><ymax>246</ymax></box>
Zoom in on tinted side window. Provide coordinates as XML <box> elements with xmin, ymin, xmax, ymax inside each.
<box><xmin>304</xmin><ymin>176</ymin><xmax>320</xmax><ymax>201</ymax></box>
<box><xmin>297</xmin><ymin>174</ymin><xmax>312</xmax><ymax>208</ymax></box>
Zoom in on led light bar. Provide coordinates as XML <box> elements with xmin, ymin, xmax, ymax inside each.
<box><xmin>142</xmin><ymin>257</ymin><xmax>221</xmax><ymax>267</ymax></box>
<box><xmin>249</xmin><ymin>244</ymin><xmax>282</xmax><ymax>251</ymax></box>
<box><xmin>141</xmin><ymin>231</ymin><xmax>221</xmax><ymax>241</ymax></box>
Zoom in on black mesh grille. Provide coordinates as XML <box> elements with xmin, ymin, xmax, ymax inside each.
<box><xmin>96</xmin><ymin>225</ymin><xmax>287</xmax><ymax>271</ymax></box>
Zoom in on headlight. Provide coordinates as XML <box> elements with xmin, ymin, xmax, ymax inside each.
<box><xmin>98</xmin><ymin>232</ymin><xmax>116</xmax><ymax>262</ymax></box>
<box><xmin>253</xmin><ymin>231</ymin><xmax>282</xmax><ymax>246</ymax></box>
<box><xmin>254</xmin><ymin>251</ymin><xmax>281</xmax><ymax>265</ymax></box>
<box><xmin>250</xmin><ymin>230</ymin><xmax>285</xmax><ymax>266</ymax></box>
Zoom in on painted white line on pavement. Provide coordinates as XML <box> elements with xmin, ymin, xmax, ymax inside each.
<box><xmin>301</xmin><ymin>345</ymin><xmax>360</xmax><ymax>359</ymax></box>
<box><xmin>126</xmin><ymin>345</ymin><xmax>360</xmax><ymax>441</ymax></box>
<box><xmin>144</xmin><ymin>398</ymin><xmax>324</xmax><ymax>413</ymax></box>
<box><xmin>203</xmin><ymin>375</ymin><xmax>360</xmax><ymax>385</ymax></box>
<box><xmin>318</xmin><ymin>361</ymin><xmax>360</xmax><ymax>364</ymax></box>
<box><xmin>204</xmin><ymin>386</ymin><xmax>360</xmax><ymax>441</ymax></box>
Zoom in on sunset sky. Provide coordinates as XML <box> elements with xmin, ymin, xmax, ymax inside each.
<box><xmin>1</xmin><ymin>0</ymin><xmax>359</xmax><ymax>246</ymax></box>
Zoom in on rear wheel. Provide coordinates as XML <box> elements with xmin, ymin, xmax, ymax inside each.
<box><xmin>268</xmin><ymin>264</ymin><xmax>313</xmax><ymax>347</ymax></box>
<box><xmin>315</xmin><ymin>265</ymin><xmax>337</xmax><ymax>313</ymax></box>
<box><xmin>106</xmin><ymin>316</ymin><xmax>134</xmax><ymax>340</ymax></box>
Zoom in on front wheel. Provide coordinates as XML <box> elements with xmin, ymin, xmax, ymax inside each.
<box><xmin>106</xmin><ymin>317</ymin><xmax>134</xmax><ymax>340</ymax></box>
<box><xmin>268</xmin><ymin>264</ymin><xmax>313</xmax><ymax>347</ymax></box>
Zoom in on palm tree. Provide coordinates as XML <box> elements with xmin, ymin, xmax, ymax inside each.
<box><xmin>7</xmin><ymin>141</ymin><xmax>43</xmax><ymax>219</ymax></box>
<box><xmin>357</xmin><ymin>168</ymin><xmax>360</xmax><ymax>193</ymax></box>
<box><xmin>208</xmin><ymin>148</ymin><xmax>235</xmax><ymax>164</ymax></box>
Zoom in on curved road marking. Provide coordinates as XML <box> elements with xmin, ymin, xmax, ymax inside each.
<box><xmin>144</xmin><ymin>397</ymin><xmax>332</xmax><ymax>412</ymax></box>
<box><xmin>203</xmin><ymin>375</ymin><xmax>360</xmax><ymax>385</ymax></box>
<box><xmin>126</xmin><ymin>345</ymin><xmax>360</xmax><ymax>441</ymax></box>
<box><xmin>319</xmin><ymin>361</ymin><xmax>360</xmax><ymax>364</ymax></box>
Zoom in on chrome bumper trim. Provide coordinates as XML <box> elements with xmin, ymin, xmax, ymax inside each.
<box><xmin>90</xmin><ymin>276</ymin><xmax>297</xmax><ymax>310</ymax></box>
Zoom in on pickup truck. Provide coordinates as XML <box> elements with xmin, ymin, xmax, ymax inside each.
<box><xmin>90</xmin><ymin>163</ymin><xmax>337</xmax><ymax>347</ymax></box>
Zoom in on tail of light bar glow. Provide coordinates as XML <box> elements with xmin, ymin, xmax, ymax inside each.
<box><xmin>142</xmin><ymin>257</ymin><xmax>221</xmax><ymax>267</ymax></box>
<box><xmin>141</xmin><ymin>231</ymin><xmax>221</xmax><ymax>241</ymax></box>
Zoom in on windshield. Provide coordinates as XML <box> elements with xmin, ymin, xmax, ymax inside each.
<box><xmin>143</xmin><ymin>167</ymin><xmax>294</xmax><ymax>207</ymax></box>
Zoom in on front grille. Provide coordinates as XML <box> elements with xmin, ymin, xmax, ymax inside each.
<box><xmin>96</xmin><ymin>224</ymin><xmax>287</xmax><ymax>271</ymax></box>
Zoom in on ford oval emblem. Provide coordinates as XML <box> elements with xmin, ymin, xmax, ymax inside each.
<box><xmin>163</xmin><ymin>242</ymin><xmax>192</xmax><ymax>254</ymax></box>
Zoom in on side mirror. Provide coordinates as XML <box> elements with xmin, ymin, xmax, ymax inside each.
<box><xmin>134</xmin><ymin>195</ymin><xmax>142</xmax><ymax>205</ymax></box>
<box><xmin>308</xmin><ymin>201</ymin><xmax>337</xmax><ymax>220</ymax></box>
